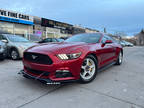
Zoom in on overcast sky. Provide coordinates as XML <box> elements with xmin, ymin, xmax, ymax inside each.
<box><xmin>0</xmin><ymin>0</ymin><xmax>144</xmax><ymax>35</ymax></box>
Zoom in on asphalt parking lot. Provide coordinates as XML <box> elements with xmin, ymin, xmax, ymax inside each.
<box><xmin>0</xmin><ymin>46</ymin><xmax>144</xmax><ymax>108</ymax></box>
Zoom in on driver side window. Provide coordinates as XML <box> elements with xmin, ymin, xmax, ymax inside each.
<box><xmin>0</xmin><ymin>35</ymin><xmax>2</xmax><ymax>40</ymax></box>
<box><xmin>101</xmin><ymin>35</ymin><xmax>114</xmax><ymax>44</ymax></box>
<box><xmin>44</xmin><ymin>38</ymin><xmax>52</xmax><ymax>42</ymax></box>
<box><xmin>101</xmin><ymin>36</ymin><xmax>108</xmax><ymax>43</ymax></box>
<box><xmin>0</xmin><ymin>35</ymin><xmax>7</xmax><ymax>41</ymax></box>
<box><xmin>52</xmin><ymin>38</ymin><xmax>57</xmax><ymax>42</ymax></box>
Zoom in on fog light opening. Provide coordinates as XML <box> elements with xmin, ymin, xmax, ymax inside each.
<box><xmin>55</xmin><ymin>70</ymin><xmax>73</xmax><ymax>78</ymax></box>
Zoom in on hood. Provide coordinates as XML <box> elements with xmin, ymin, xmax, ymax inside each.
<box><xmin>0</xmin><ymin>41</ymin><xmax>5</xmax><ymax>46</ymax></box>
<box><xmin>27</xmin><ymin>42</ymin><xmax>88</xmax><ymax>54</ymax></box>
<box><xmin>13</xmin><ymin>42</ymin><xmax>37</xmax><ymax>49</ymax></box>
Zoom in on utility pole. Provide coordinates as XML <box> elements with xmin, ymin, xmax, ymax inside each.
<box><xmin>104</xmin><ymin>27</ymin><xmax>107</xmax><ymax>33</ymax></box>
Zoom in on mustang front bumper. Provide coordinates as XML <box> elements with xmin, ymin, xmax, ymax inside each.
<box><xmin>19</xmin><ymin>70</ymin><xmax>78</xmax><ymax>84</ymax></box>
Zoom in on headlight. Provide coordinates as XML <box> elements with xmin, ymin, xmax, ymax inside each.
<box><xmin>57</xmin><ymin>52</ymin><xmax>81</xmax><ymax>60</ymax></box>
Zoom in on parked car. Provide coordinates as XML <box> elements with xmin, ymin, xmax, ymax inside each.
<box><xmin>21</xmin><ymin>33</ymin><xmax>123</xmax><ymax>84</ymax></box>
<box><xmin>60</xmin><ymin>37</ymin><xmax>69</xmax><ymax>40</ymax></box>
<box><xmin>120</xmin><ymin>41</ymin><xmax>126</xmax><ymax>47</ymax></box>
<box><xmin>120</xmin><ymin>40</ymin><xmax>134</xmax><ymax>47</ymax></box>
<box><xmin>38</xmin><ymin>38</ymin><xmax>64</xmax><ymax>43</ymax></box>
<box><xmin>0</xmin><ymin>41</ymin><xmax>7</xmax><ymax>60</ymax></box>
<box><xmin>123</xmin><ymin>41</ymin><xmax>134</xmax><ymax>47</ymax></box>
<box><xmin>57</xmin><ymin>38</ymin><xmax>64</xmax><ymax>42</ymax></box>
<box><xmin>0</xmin><ymin>34</ymin><xmax>36</xmax><ymax>60</ymax></box>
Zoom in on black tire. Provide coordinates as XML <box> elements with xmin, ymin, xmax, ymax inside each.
<box><xmin>0</xmin><ymin>58</ymin><xmax>4</xmax><ymax>61</ymax></box>
<box><xmin>79</xmin><ymin>55</ymin><xmax>98</xmax><ymax>84</ymax></box>
<box><xmin>0</xmin><ymin>54</ymin><xmax>5</xmax><ymax>61</ymax></box>
<box><xmin>10</xmin><ymin>49</ymin><xmax>19</xmax><ymax>60</ymax></box>
<box><xmin>115</xmin><ymin>51</ymin><xmax>123</xmax><ymax>65</ymax></box>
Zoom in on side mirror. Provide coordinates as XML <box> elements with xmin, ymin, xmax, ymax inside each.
<box><xmin>105</xmin><ymin>40</ymin><xmax>113</xmax><ymax>44</ymax></box>
<box><xmin>1</xmin><ymin>39</ymin><xmax>8</xmax><ymax>43</ymax></box>
<box><xmin>101</xmin><ymin>40</ymin><xmax>112</xmax><ymax>47</ymax></box>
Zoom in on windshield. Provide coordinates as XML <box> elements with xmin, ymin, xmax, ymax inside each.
<box><xmin>7</xmin><ymin>35</ymin><xmax>29</xmax><ymax>42</ymax></box>
<box><xmin>57</xmin><ymin>38</ymin><xmax>64</xmax><ymax>42</ymax></box>
<box><xmin>65</xmin><ymin>33</ymin><xmax>102</xmax><ymax>43</ymax></box>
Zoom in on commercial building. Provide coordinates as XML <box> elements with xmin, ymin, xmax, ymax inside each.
<box><xmin>85</xmin><ymin>28</ymin><xmax>99</xmax><ymax>33</ymax></box>
<box><xmin>0</xmin><ymin>9</ymin><xmax>33</xmax><ymax>39</ymax></box>
<box><xmin>72</xmin><ymin>25</ymin><xmax>86</xmax><ymax>34</ymax></box>
<box><xmin>135</xmin><ymin>29</ymin><xmax>144</xmax><ymax>45</ymax></box>
<box><xmin>0</xmin><ymin>9</ymin><xmax>99</xmax><ymax>41</ymax></box>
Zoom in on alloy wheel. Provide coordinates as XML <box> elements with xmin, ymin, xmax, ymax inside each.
<box><xmin>11</xmin><ymin>50</ymin><xmax>18</xmax><ymax>60</ymax></box>
<box><xmin>80</xmin><ymin>58</ymin><xmax>96</xmax><ymax>81</ymax></box>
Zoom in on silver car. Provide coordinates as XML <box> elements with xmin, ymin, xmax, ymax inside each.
<box><xmin>0</xmin><ymin>34</ymin><xmax>36</xmax><ymax>60</ymax></box>
<box><xmin>0</xmin><ymin>41</ymin><xmax>7</xmax><ymax>60</ymax></box>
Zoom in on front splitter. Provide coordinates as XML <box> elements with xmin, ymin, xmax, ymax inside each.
<box><xmin>18</xmin><ymin>70</ymin><xmax>78</xmax><ymax>85</ymax></box>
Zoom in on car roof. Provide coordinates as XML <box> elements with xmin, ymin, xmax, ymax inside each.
<box><xmin>1</xmin><ymin>33</ymin><xmax>11</xmax><ymax>35</ymax></box>
<box><xmin>77</xmin><ymin>32</ymin><xmax>103</xmax><ymax>35</ymax></box>
<box><xmin>1</xmin><ymin>34</ymin><xmax>22</xmax><ymax>37</ymax></box>
<box><xmin>45</xmin><ymin>38</ymin><xmax>55</xmax><ymax>39</ymax></box>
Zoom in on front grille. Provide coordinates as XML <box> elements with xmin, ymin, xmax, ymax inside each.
<box><xmin>26</xmin><ymin>67</ymin><xmax>50</xmax><ymax>76</ymax></box>
<box><xmin>24</xmin><ymin>52</ymin><xmax>53</xmax><ymax>65</ymax></box>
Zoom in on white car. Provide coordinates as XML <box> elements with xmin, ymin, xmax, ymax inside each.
<box><xmin>120</xmin><ymin>40</ymin><xmax>134</xmax><ymax>47</ymax></box>
<box><xmin>0</xmin><ymin>41</ymin><xmax>7</xmax><ymax>60</ymax></box>
<box><xmin>0</xmin><ymin>34</ymin><xmax>36</xmax><ymax>60</ymax></box>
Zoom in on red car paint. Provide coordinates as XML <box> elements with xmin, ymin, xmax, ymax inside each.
<box><xmin>22</xmin><ymin>33</ymin><xmax>122</xmax><ymax>82</ymax></box>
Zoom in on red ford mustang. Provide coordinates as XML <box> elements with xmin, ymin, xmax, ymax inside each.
<box><xmin>21</xmin><ymin>33</ymin><xmax>123</xmax><ymax>84</ymax></box>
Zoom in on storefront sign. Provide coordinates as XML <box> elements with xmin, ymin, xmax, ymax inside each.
<box><xmin>0</xmin><ymin>9</ymin><xmax>33</xmax><ymax>25</ymax></box>
<box><xmin>35</xmin><ymin>30</ymin><xmax>42</xmax><ymax>37</ymax></box>
<box><xmin>41</xmin><ymin>18</ymin><xmax>73</xmax><ymax>30</ymax></box>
